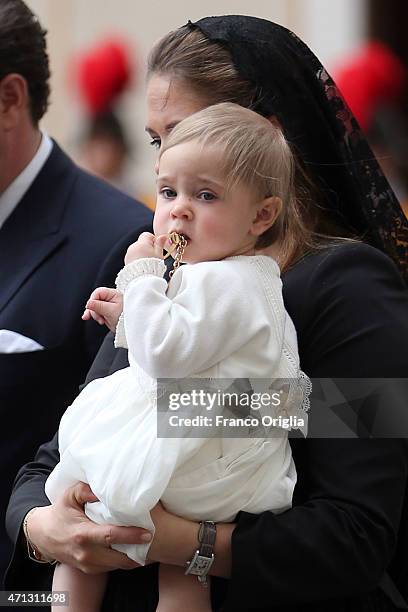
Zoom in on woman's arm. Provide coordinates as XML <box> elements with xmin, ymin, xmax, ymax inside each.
<box><xmin>146</xmin><ymin>503</ymin><xmax>235</xmax><ymax>578</ymax></box>
<box><xmin>228</xmin><ymin>438</ymin><xmax>407</xmax><ymax>607</ymax></box>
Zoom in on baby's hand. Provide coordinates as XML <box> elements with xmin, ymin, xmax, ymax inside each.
<box><xmin>124</xmin><ymin>233</ymin><xmax>169</xmax><ymax>265</ymax></box>
<box><xmin>82</xmin><ymin>287</ymin><xmax>123</xmax><ymax>333</ymax></box>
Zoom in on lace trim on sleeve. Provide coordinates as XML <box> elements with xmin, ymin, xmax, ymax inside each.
<box><xmin>255</xmin><ymin>373</ymin><xmax>311</xmax><ymax>437</ymax></box>
<box><xmin>277</xmin><ymin>371</ymin><xmax>312</xmax><ymax>437</ymax></box>
<box><xmin>115</xmin><ymin>258</ymin><xmax>166</xmax><ymax>293</ymax></box>
<box><xmin>113</xmin><ymin>258</ymin><xmax>166</xmax><ymax>349</ymax></box>
<box><xmin>298</xmin><ymin>370</ymin><xmax>312</xmax><ymax>414</ymax></box>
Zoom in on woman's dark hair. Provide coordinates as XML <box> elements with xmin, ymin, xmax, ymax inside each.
<box><xmin>0</xmin><ymin>0</ymin><xmax>50</xmax><ymax>124</ymax></box>
<box><xmin>148</xmin><ymin>26</ymin><xmax>258</xmax><ymax>110</ymax></box>
<box><xmin>148</xmin><ymin>26</ymin><xmax>354</xmax><ymax>271</ymax></box>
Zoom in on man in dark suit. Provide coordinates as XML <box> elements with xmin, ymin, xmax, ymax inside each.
<box><xmin>0</xmin><ymin>0</ymin><xmax>152</xmax><ymax>583</ymax></box>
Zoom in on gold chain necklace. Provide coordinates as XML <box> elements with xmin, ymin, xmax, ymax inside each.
<box><xmin>163</xmin><ymin>232</ymin><xmax>187</xmax><ymax>278</ymax></box>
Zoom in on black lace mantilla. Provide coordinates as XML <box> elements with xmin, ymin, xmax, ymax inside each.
<box><xmin>188</xmin><ymin>16</ymin><xmax>408</xmax><ymax>283</ymax></box>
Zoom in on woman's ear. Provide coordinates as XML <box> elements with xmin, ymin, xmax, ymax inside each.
<box><xmin>250</xmin><ymin>196</ymin><xmax>282</xmax><ymax>237</ymax></box>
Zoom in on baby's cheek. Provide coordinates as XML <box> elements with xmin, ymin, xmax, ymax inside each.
<box><xmin>153</xmin><ymin>207</ymin><xmax>167</xmax><ymax>235</ymax></box>
<box><xmin>200</xmin><ymin>217</ymin><xmax>231</xmax><ymax>242</ymax></box>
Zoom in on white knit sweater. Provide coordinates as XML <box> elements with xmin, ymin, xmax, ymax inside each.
<box><xmin>115</xmin><ymin>255</ymin><xmax>301</xmax><ymax>382</ymax></box>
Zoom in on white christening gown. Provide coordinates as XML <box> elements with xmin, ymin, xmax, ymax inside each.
<box><xmin>45</xmin><ymin>255</ymin><xmax>309</xmax><ymax>564</ymax></box>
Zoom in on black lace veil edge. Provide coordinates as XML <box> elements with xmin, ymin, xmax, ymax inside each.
<box><xmin>187</xmin><ymin>16</ymin><xmax>408</xmax><ymax>283</ymax></box>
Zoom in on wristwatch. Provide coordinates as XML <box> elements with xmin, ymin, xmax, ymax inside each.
<box><xmin>23</xmin><ymin>508</ymin><xmax>57</xmax><ymax>565</ymax></box>
<box><xmin>185</xmin><ymin>520</ymin><xmax>216</xmax><ymax>584</ymax></box>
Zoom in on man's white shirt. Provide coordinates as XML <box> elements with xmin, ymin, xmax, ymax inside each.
<box><xmin>0</xmin><ymin>131</ymin><xmax>53</xmax><ymax>353</ymax></box>
<box><xmin>0</xmin><ymin>131</ymin><xmax>52</xmax><ymax>230</ymax></box>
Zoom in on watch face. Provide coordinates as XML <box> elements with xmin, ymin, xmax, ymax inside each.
<box><xmin>187</xmin><ymin>551</ymin><xmax>214</xmax><ymax>576</ymax></box>
<box><xmin>195</xmin><ymin>556</ymin><xmax>213</xmax><ymax>574</ymax></box>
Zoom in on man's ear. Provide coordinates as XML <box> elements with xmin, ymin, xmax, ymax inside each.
<box><xmin>0</xmin><ymin>74</ymin><xmax>29</xmax><ymax>130</ymax></box>
<box><xmin>250</xmin><ymin>196</ymin><xmax>283</xmax><ymax>237</ymax></box>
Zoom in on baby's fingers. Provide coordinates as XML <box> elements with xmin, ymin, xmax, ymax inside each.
<box><xmin>82</xmin><ymin>307</ymin><xmax>106</xmax><ymax>326</ymax></box>
<box><xmin>154</xmin><ymin>234</ymin><xmax>169</xmax><ymax>259</ymax></box>
<box><xmin>137</xmin><ymin>232</ymin><xmax>155</xmax><ymax>245</ymax></box>
<box><xmin>88</xmin><ymin>287</ymin><xmax>118</xmax><ymax>303</ymax></box>
<box><xmin>82</xmin><ymin>308</ymin><xmax>92</xmax><ymax>321</ymax></box>
<box><xmin>87</xmin><ymin>299</ymin><xmax>118</xmax><ymax>322</ymax></box>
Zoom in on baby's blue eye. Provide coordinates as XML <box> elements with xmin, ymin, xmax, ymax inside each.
<box><xmin>198</xmin><ymin>191</ymin><xmax>216</xmax><ymax>202</ymax></box>
<box><xmin>161</xmin><ymin>188</ymin><xmax>177</xmax><ymax>198</ymax></box>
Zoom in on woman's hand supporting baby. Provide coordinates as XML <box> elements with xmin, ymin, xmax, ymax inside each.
<box><xmin>25</xmin><ymin>483</ymin><xmax>234</xmax><ymax>576</ymax></box>
<box><xmin>25</xmin><ymin>483</ymin><xmax>149</xmax><ymax>574</ymax></box>
<box><xmin>82</xmin><ymin>233</ymin><xmax>168</xmax><ymax>331</ymax></box>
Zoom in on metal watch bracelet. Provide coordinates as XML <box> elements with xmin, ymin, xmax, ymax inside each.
<box><xmin>185</xmin><ymin>520</ymin><xmax>216</xmax><ymax>584</ymax></box>
<box><xmin>23</xmin><ymin>507</ymin><xmax>57</xmax><ymax>565</ymax></box>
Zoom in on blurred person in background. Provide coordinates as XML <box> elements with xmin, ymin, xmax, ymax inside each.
<box><xmin>336</xmin><ymin>41</ymin><xmax>408</xmax><ymax>217</ymax></box>
<box><xmin>5</xmin><ymin>15</ymin><xmax>408</xmax><ymax>612</ymax></box>
<box><xmin>73</xmin><ymin>38</ymin><xmax>140</xmax><ymax>199</ymax></box>
<box><xmin>0</xmin><ymin>0</ymin><xmax>152</xmax><ymax>585</ymax></box>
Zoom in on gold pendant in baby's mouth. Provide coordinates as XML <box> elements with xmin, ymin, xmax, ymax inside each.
<box><xmin>163</xmin><ymin>232</ymin><xmax>187</xmax><ymax>260</ymax></box>
<box><xmin>164</xmin><ymin>232</ymin><xmax>188</xmax><ymax>278</ymax></box>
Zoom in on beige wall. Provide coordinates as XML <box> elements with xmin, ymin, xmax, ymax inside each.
<box><xmin>25</xmin><ymin>0</ymin><xmax>367</xmax><ymax>198</ymax></box>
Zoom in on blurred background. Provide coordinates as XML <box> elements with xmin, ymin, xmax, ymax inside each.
<box><xmin>25</xmin><ymin>0</ymin><xmax>408</xmax><ymax>216</ymax></box>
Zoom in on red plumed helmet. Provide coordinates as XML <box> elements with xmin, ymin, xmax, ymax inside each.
<box><xmin>75</xmin><ymin>38</ymin><xmax>133</xmax><ymax>115</ymax></box>
<box><xmin>335</xmin><ymin>42</ymin><xmax>406</xmax><ymax>131</ymax></box>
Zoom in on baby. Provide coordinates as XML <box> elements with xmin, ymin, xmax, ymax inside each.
<box><xmin>45</xmin><ymin>103</ymin><xmax>310</xmax><ymax>611</ymax></box>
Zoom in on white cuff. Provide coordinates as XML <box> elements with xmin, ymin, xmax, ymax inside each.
<box><xmin>115</xmin><ymin>258</ymin><xmax>166</xmax><ymax>293</ymax></box>
<box><xmin>114</xmin><ymin>312</ymin><xmax>127</xmax><ymax>349</ymax></box>
<box><xmin>114</xmin><ymin>258</ymin><xmax>167</xmax><ymax>349</ymax></box>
